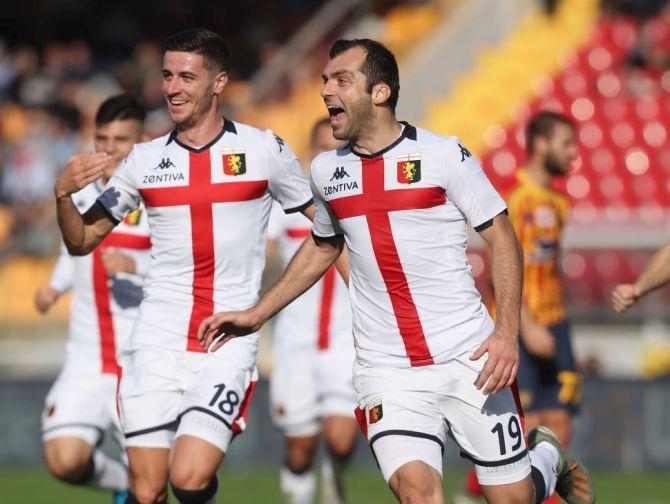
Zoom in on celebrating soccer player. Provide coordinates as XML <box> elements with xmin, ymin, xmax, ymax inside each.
<box><xmin>267</xmin><ymin>117</ymin><xmax>357</xmax><ymax>504</ymax></box>
<box><xmin>37</xmin><ymin>94</ymin><xmax>150</xmax><ymax>504</ymax></box>
<box><xmin>54</xmin><ymin>29</ymin><xmax>315</xmax><ymax>504</ymax></box>
<box><xmin>199</xmin><ymin>39</ymin><xmax>595</xmax><ymax>504</ymax></box>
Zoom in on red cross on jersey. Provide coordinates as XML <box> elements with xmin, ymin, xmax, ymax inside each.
<box><xmin>49</xmin><ymin>182</ymin><xmax>151</xmax><ymax>375</ymax></box>
<box><xmin>310</xmin><ymin>123</ymin><xmax>507</xmax><ymax>368</ymax></box>
<box><xmin>97</xmin><ymin>119</ymin><xmax>312</xmax><ymax>355</ymax></box>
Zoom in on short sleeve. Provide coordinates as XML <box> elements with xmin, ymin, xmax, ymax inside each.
<box><xmin>310</xmin><ymin>173</ymin><xmax>343</xmax><ymax>239</ymax></box>
<box><xmin>267</xmin><ymin>201</ymin><xmax>285</xmax><ymax>241</ymax></box>
<box><xmin>265</xmin><ymin>130</ymin><xmax>313</xmax><ymax>213</ymax></box>
<box><xmin>442</xmin><ymin>137</ymin><xmax>507</xmax><ymax>229</ymax></box>
<box><xmin>96</xmin><ymin>148</ymin><xmax>142</xmax><ymax>223</ymax></box>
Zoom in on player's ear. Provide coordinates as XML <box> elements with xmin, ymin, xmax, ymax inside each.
<box><xmin>371</xmin><ymin>82</ymin><xmax>391</xmax><ymax>107</ymax></box>
<box><xmin>213</xmin><ymin>71</ymin><xmax>228</xmax><ymax>95</ymax></box>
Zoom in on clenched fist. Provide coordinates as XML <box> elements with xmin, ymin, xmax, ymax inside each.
<box><xmin>610</xmin><ymin>284</ymin><xmax>641</xmax><ymax>313</ymax></box>
<box><xmin>34</xmin><ymin>286</ymin><xmax>61</xmax><ymax>314</ymax></box>
<box><xmin>54</xmin><ymin>152</ymin><xmax>112</xmax><ymax>199</ymax></box>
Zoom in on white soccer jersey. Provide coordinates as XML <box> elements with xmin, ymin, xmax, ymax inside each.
<box><xmin>52</xmin><ymin>181</ymin><xmax>151</xmax><ymax>375</ymax></box>
<box><xmin>97</xmin><ymin>119</ymin><xmax>312</xmax><ymax>356</ymax></box>
<box><xmin>268</xmin><ymin>203</ymin><xmax>352</xmax><ymax>350</ymax></box>
<box><xmin>310</xmin><ymin>123</ymin><xmax>507</xmax><ymax>368</ymax></box>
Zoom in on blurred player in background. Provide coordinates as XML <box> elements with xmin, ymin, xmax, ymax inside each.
<box><xmin>53</xmin><ymin>28</ymin><xmax>315</xmax><ymax>504</ymax></box>
<box><xmin>35</xmin><ymin>94</ymin><xmax>149</xmax><ymax>504</ymax></box>
<box><xmin>611</xmin><ymin>240</ymin><xmax>670</xmax><ymax>311</ymax></box>
<box><xmin>511</xmin><ymin>111</ymin><xmax>581</xmax><ymax>442</ymax></box>
<box><xmin>267</xmin><ymin>117</ymin><xmax>356</xmax><ymax>504</ymax></box>
<box><xmin>199</xmin><ymin>39</ymin><xmax>594</xmax><ymax>504</ymax></box>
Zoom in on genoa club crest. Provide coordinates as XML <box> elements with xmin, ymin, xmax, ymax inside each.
<box><xmin>123</xmin><ymin>209</ymin><xmax>142</xmax><ymax>226</ymax></box>
<box><xmin>368</xmin><ymin>399</ymin><xmax>383</xmax><ymax>424</ymax></box>
<box><xmin>397</xmin><ymin>153</ymin><xmax>421</xmax><ymax>184</ymax></box>
<box><xmin>222</xmin><ymin>148</ymin><xmax>247</xmax><ymax>176</ymax></box>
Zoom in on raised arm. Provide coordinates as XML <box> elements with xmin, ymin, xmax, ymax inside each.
<box><xmin>199</xmin><ymin>234</ymin><xmax>344</xmax><ymax>351</ymax></box>
<box><xmin>611</xmin><ymin>240</ymin><xmax>670</xmax><ymax>312</ymax></box>
<box><xmin>471</xmin><ymin>212</ymin><xmax>524</xmax><ymax>395</ymax></box>
<box><xmin>55</xmin><ymin>153</ymin><xmax>116</xmax><ymax>255</ymax></box>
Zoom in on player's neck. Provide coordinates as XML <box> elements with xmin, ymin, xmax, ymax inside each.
<box><xmin>176</xmin><ymin>105</ymin><xmax>223</xmax><ymax>148</ymax></box>
<box><xmin>525</xmin><ymin>158</ymin><xmax>552</xmax><ymax>188</ymax></box>
<box><xmin>351</xmin><ymin>116</ymin><xmax>402</xmax><ymax>156</ymax></box>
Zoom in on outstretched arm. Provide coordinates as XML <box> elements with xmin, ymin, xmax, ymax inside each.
<box><xmin>611</xmin><ymin>240</ymin><xmax>670</xmax><ymax>312</ymax></box>
<box><xmin>199</xmin><ymin>234</ymin><xmax>344</xmax><ymax>351</ymax></box>
<box><xmin>55</xmin><ymin>153</ymin><xmax>116</xmax><ymax>255</ymax></box>
<box><xmin>470</xmin><ymin>212</ymin><xmax>523</xmax><ymax>395</ymax></box>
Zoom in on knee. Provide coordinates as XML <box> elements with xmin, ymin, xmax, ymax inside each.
<box><xmin>285</xmin><ymin>438</ymin><xmax>317</xmax><ymax>473</ymax></box>
<box><xmin>394</xmin><ymin>471</ymin><xmax>441</xmax><ymax>504</ymax></box>
<box><xmin>44</xmin><ymin>448</ymin><xmax>91</xmax><ymax>484</ymax></box>
<box><xmin>169</xmin><ymin>464</ymin><xmax>215</xmax><ymax>491</ymax></box>
<box><xmin>325</xmin><ymin>435</ymin><xmax>356</xmax><ymax>460</ymax></box>
<box><xmin>127</xmin><ymin>487</ymin><xmax>169</xmax><ymax>504</ymax></box>
<box><xmin>170</xmin><ymin>476</ymin><xmax>218</xmax><ymax>504</ymax></box>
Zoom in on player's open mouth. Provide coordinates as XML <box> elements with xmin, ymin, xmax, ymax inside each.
<box><xmin>168</xmin><ymin>98</ymin><xmax>187</xmax><ymax>110</ymax></box>
<box><xmin>327</xmin><ymin>106</ymin><xmax>346</xmax><ymax>126</ymax></box>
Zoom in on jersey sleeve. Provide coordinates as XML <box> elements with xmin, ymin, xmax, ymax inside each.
<box><xmin>49</xmin><ymin>243</ymin><xmax>75</xmax><ymax>294</ymax></box>
<box><xmin>310</xmin><ymin>171</ymin><xmax>343</xmax><ymax>239</ymax></box>
<box><xmin>265</xmin><ymin>130</ymin><xmax>313</xmax><ymax>213</ymax></box>
<box><xmin>96</xmin><ymin>148</ymin><xmax>142</xmax><ymax>223</ymax></box>
<box><xmin>442</xmin><ymin>137</ymin><xmax>507</xmax><ymax>230</ymax></box>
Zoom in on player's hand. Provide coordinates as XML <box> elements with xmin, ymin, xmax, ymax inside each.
<box><xmin>198</xmin><ymin>310</ymin><xmax>263</xmax><ymax>352</ymax></box>
<box><xmin>34</xmin><ymin>286</ymin><xmax>61</xmax><ymax>314</ymax></box>
<box><xmin>470</xmin><ymin>329</ymin><xmax>519</xmax><ymax>395</ymax></box>
<box><xmin>610</xmin><ymin>283</ymin><xmax>641</xmax><ymax>313</ymax></box>
<box><xmin>54</xmin><ymin>152</ymin><xmax>111</xmax><ymax>199</ymax></box>
<box><xmin>102</xmin><ymin>249</ymin><xmax>136</xmax><ymax>276</ymax></box>
<box><xmin>520</xmin><ymin>322</ymin><xmax>556</xmax><ymax>359</ymax></box>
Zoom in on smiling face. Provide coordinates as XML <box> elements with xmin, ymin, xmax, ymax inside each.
<box><xmin>320</xmin><ymin>46</ymin><xmax>375</xmax><ymax>142</ymax></box>
<box><xmin>94</xmin><ymin>119</ymin><xmax>143</xmax><ymax>180</ymax></box>
<box><xmin>162</xmin><ymin>51</ymin><xmax>227</xmax><ymax>128</ymax></box>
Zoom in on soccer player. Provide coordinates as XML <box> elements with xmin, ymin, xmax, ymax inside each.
<box><xmin>199</xmin><ymin>39</ymin><xmax>595</xmax><ymax>504</ymax></box>
<box><xmin>509</xmin><ymin>112</ymin><xmax>581</xmax><ymax>444</ymax></box>
<box><xmin>35</xmin><ymin>94</ymin><xmax>150</xmax><ymax>504</ymax></box>
<box><xmin>53</xmin><ymin>29</ymin><xmax>314</xmax><ymax>504</ymax></box>
<box><xmin>267</xmin><ymin>117</ymin><xmax>356</xmax><ymax>504</ymax></box>
<box><xmin>611</xmin><ymin>240</ymin><xmax>670</xmax><ymax>312</ymax></box>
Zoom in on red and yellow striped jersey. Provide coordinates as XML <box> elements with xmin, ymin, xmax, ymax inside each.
<box><xmin>507</xmin><ymin>170</ymin><xmax>569</xmax><ymax>326</ymax></box>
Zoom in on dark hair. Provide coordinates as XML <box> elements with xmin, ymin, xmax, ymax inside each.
<box><xmin>526</xmin><ymin>111</ymin><xmax>574</xmax><ymax>154</ymax></box>
<box><xmin>310</xmin><ymin>117</ymin><xmax>332</xmax><ymax>146</ymax></box>
<box><xmin>329</xmin><ymin>38</ymin><xmax>400</xmax><ymax>112</ymax></box>
<box><xmin>165</xmin><ymin>28</ymin><xmax>230</xmax><ymax>72</ymax></box>
<box><xmin>95</xmin><ymin>94</ymin><xmax>146</xmax><ymax>127</ymax></box>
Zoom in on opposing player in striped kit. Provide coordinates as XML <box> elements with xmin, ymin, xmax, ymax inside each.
<box><xmin>54</xmin><ymin>29</ymin><xmax>314</xmax><ymax>504</ymax></box>
<box><xmin>267</xmin><ymin>118</ymin><xmax>357</xmax><ymax>504</ymax></box>
<box><xmin>200</xmin><ymin>39</ymin><xmax>595</xmax><ymax>504</ymax></box>
<box><xmin>36</xmin><ymin>95</ymin><xmax>149</xmax><ymax>503</ymax></box>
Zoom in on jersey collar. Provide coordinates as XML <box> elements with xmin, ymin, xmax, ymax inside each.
<box><xmin>348</xmin><ymin>121</ymin><xmax>417</xmax><ymax>159</ymax></box>
<box><xmin>166</xmin><ymin>117</ymin><xmax>237</xmax><ymax>153</ymax></box>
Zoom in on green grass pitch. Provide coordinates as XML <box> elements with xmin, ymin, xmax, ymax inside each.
<box><xmin>1</xmin><ymin>466</ymin><xmax>669</xmax><ymax>503</ymax></box>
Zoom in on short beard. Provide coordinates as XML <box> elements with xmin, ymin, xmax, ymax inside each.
<box><xmin>544</xmin><ymin>153</ymin><xmax>568</xmax><ymax>176</ymax></box>
<box><xmin>346</xmin><ymin>96</ymin><xmax>375</xmax><ymax>142</ymax></box>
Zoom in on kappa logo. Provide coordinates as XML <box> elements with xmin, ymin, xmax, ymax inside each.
<box><xmin>330</xmin><ymin>166</ymin><xmax>350</xmax><ymax>181</ymax></box>
<box><xmin>274</xmin><ymin>134</ymin><xmax>285</xmax><ymax>152</ymax></box>
<box><xmin>458</xmin><ymin>142</ymin><xmax>472</xmax><ymax>162</ymax></box>
<box><xmin>155</xmin><ymin>158</ymin><xmax>176</xmax><ymax>170</ymax></box>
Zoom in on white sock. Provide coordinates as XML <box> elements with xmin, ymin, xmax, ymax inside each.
<box><xmin>90</xmin><ymin>450</ymin><xmax>128</xmax><ymax>492</ymax></box>
<box><xmin>529</xmin><ymin>441</ymin><xmax>559</xmax><ymax>500</ymax></box>
<box><xmin>280</xmin><ymin>465</ymin><xmax>316</xmax><ymax>504</ymax></box>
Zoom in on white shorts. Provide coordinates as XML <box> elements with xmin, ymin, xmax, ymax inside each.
<box><xmin>270</xmin><ymin>341</ymin><xmax>355</xmax><ymax>437</ymax></box>
<box><xmin>354</xmin><ymin>350</ymin><xmax>530</xmax><ymax>486</ymax></box>
<box><xmin>118</xmin><ymin>344</ymin><xmax>258</xmax><ymax>453</ymax></box>
<box><xmin>42</xmin><ymin>369</ymin><xmax>121</xmax><ymax>447</ymax></box>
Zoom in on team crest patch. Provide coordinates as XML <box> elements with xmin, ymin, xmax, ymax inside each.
<box><xmin>123</xmin><ymin>209</ymin><xmax>142</xmax><ymax>226</ymax></box>
<box><xmin>222</xmin><ymin>148</ymin><xmax>247</xmax><ymax>176</ymax></box>
<box><xmin>45</xmin><ymin>404</ymin><xmax>56</xmax><ymax>418</ymax></box>
<box><xmin>368</xmin><ymin>398</ymin><xmax>383</xmax><ymax>424</ymax></box>
<box><xmin>397</xmin><ymin>153</ymin><xmax>421</xmax><ymax>184</ymax></box>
